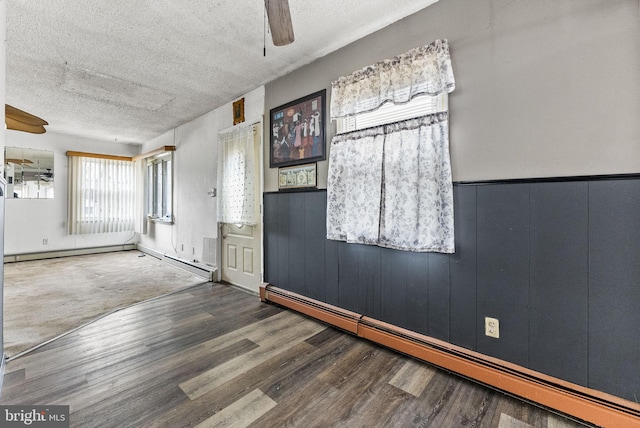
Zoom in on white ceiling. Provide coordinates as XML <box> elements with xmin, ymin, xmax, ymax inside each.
<box><xmin>7</xmin><ymin>0</ymin><xmax>438</xmax><ymax>145</ymax></box>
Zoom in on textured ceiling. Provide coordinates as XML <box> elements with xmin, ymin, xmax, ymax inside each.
<box><xmin>7</xmin><ymin>0</ymin><xmax>438</xmax><ymax>144</ymax></box>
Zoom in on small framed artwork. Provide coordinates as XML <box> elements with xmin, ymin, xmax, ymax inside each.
<box><xmin>269</xmin><ymin>89</ymin><xmax>325</xmax><ymax>168</ymax></box>
<box><xmin>278</xmin><ymin>163</ymin><xmax>317</xmax><ymax>190</ymax></box>
<box><xmin>233</xmin><ymin>98</ymin><xmax>245</xmax><ymax>125</ymax></box>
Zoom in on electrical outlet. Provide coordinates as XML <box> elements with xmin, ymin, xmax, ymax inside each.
<box><xmin>485</xmin><ymin>317</ymin><xmax>500</xmax><ymax>339</ymax></box>
<box><xmin>43</xmin><ymin>238</ymin><xmax>48</xmax><ymax>245</ymax></box>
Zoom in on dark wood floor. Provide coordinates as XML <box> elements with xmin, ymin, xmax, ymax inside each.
<box><xmin>1</xmin><ymin>283</ymin><xmax>592</xmax><ymax>427</ymax></box>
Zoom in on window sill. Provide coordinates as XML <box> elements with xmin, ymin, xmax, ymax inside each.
<box><xmin>148</xmin><ymin>217</ymin><xmax>174</xmax><ymax>225</ymax></box>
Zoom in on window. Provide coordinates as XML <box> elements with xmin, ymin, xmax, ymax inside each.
<box><xmin>147</xmin><ymin>153</ymin><xmax>173</xmax><ymax>222</ymax></box>
<box><xmin>217</xmin><ymin>123</ymin><xmax>256</xmax><ymax>225</ymax></box>
<box><xmin>336</xmin><ymin>93</ymin><xmax>447</xmax><ymax>134</ymax></box>
<box><xmin>327</xmin><ymin>39</ymin><xmax>456</xmax><ymax>253</ymax></box>
<box><xmin>68</xmin><ymin>155</ymin><xmax>136</xmax><ymax>234</ymax></box>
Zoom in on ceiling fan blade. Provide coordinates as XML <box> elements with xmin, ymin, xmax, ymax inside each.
<box><xmin>264</xmin><ymin>0</ymin><xmax>295</xmax><ymax>46</ymax></box>
<box><xmin>5</xmin><ymin>104</ymin><xmax>48</xmax><ymax>134</ymax></box>
<box><xmin>5</xmin><ymin>158</ymin><xmax>33</xmax><ymax>165</ymax></box>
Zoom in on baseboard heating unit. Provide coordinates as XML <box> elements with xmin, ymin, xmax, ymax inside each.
<box><xmin>137</xmin><ymin>245</ymin><xmax>215</xmax><ymax>281</ymax></box>
<box><xmin>4</xmin><ymin>244</ymin><xmax>137</xmax><ymax>263</ymax></box>
<box><xmin>260</xmin><ymin>284</ymin><xmax>640</xmax><ymax>428</ymax></box>
<box><xmin>162</xmin><ymin>254</ymin><xmax>215</xmax><ymax>281</ymax></box>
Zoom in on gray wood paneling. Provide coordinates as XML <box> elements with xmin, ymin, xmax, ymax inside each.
<box><xmin>428</xmin><ymin>253</ymin><xmax>450</xmax><ymax>341</ymax></box>
<box><xmin>324</xmin><ymin>238</ymin><xmax>340</xmax><ymax>306</ymax></box>
<box><xmin>357</xmin><ymin>244</ymin><xmax>382</xmax><ymax>317</ymax></box>
<box><xmin>529</xmin><ymin>182</ymin><xmax>588</xmax><ymax>385</ymax></box>
<box><xmin>276</xmin><ymin>193</ymin><xmax>291</xmax><ymax>290</ymax></box>
<box><xmin>304</xmin><ymin>192</ymin><xmax>327</xmax><ymax>301</ymax></box>
<box><xmin>449</xmin><ymin>185</ymin><xmax>477</xmax><ymax>350</ymax></box>
<box><xmin>263</xmin><ymin>193</ymin><xmax>279</xmax><ymax>286</ymax></box>
<box><xmin>338</xmin><ymin>242</ymin><xmax>360</xmax><ymax>312</ymax></box>
<box><xmin>262</xmin><ymin>177</ymin><xmax>640</xmax><ymax>401</ymax></box>
<box><xmin>476</xmin><ymin>184</ymin><xmax>530</xmax><ymax>367</ymax></box>
<box><xmin>288</xmin><ymin>193</ymin><xmax>306</xmax><ymax>295</ymax></box>
<box><xmin>588</xmin><ymin>179</ymin><xmax>640</xmax><ymax>402</ymax></box>
<box><xmin>406</xmin><ymin>252</ymin><xmax>429</xmax><ymax>335</ymax></box>
<box><xmin>380</xmin><ymin>247</ymin><xmax>408</xmax><ymax>329</ymax></box>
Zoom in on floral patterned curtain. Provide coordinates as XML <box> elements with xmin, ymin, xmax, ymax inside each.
<box><xmin>327</xmin><ymin>114</ymin><xmax>454</xmax><ymax>253</ymax></box>
<box><xmin>330</xmin><ymin>39</ymin><xmax>455</xmax><ymax>120</ymax></box>
<box><xmin>326</xmin><ymin>40</ymin><xmax>455</xmax><ymax>253</ymax></box>
<box><xmin>217</xmin><ymin>124</ymin><xmax>256</xmax><ymax>225</ymax></box>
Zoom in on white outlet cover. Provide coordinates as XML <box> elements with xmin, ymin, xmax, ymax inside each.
<box><xmin>485</xmin><ymin>316</ymin><xmax>500</xmax><ymax>339</ymax></box>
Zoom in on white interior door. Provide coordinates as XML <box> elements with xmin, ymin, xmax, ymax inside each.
<box><xmin>221</xmin><ymin>123</ymin><xmax>262</xmax><ymax>293</ymax></box>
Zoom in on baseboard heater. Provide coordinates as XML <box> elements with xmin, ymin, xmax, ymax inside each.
<box><xmin>137</xmin><ymin>245</ymin><xmax>215</xmax><ymax>281</ymax></box>
<box><xmin>162</xmin><ymin>254</ymin><xmax>215</xmax><ymax>281</ymax></box>
<box><xmin>260</xmin><ymin>284</ymin><xmax>640</xmax><ymax>428</ymax></box>
<box><xmin>4</xmin><ymin>244</ymin><xmax>137</xmax><ymax>263</ymax></box>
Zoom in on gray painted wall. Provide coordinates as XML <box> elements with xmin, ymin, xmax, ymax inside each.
<box><xmin>262</xmin><ymin>0</ymin><xmax>640</xmax><ymax>403</ymax></box>
<box><xmin>264</xmin><ymin>0</ymin><xmax>640</xmax><ymax>189</ymax></box>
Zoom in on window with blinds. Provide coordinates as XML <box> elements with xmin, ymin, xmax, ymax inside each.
<box><xmin>68</xmin><ymin>155</ymin><xmax>136</xmax><ymax>235</ymax></box>
<box><xmin>336</xmin><ymin>93</ymin><xmax>448</xmax><ymax>134</ymax></box>
<box><xmin>147</xmin><ymin>153</ymin><xmax>173</xmax><ymax>222</ymax></box>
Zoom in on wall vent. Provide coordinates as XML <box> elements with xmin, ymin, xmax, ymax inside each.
<box><xmin>202</xmin><ymin>237</ymin><xmax>217</xmax><ymax>268</ymax></box>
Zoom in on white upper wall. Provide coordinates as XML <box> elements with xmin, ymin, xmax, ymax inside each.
<box><xmin>138</xmin><ymin>86</ymin><xmax>265</xmax><ymax>261</ymax></box>
<box><xmin>3</xmin><ymin>81</ymin><xmax>264</xmax><ymax>257</ymax></box>
<box><xmin>4</xmin><ymin>130</ymin><xmax>139</xmax><ymax>254</ymax></box>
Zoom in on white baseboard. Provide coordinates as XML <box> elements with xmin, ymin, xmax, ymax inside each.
<box><xmin>4</xmin><ymin>244</ymin><xmax>137</xmax><ymax>263</ymax></box>
<box><xmin>135</xmin><ymin>244</ymin><xmax>163</xmax><ymax>260</ymax></box>
<box><xmin>137</xmin><ymin>245</ymin><xmax>215</xmax><ymax>281</ymax></box>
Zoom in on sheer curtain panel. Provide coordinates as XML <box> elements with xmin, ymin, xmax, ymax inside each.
<box><xmin>327</xmin><ymin>39</ymin><xmax>455</xmax><ymax>253</ymax></box>
<box><xmin>217</xmin><ymin>124</ymin><xmax>256</xmax><ymax>225</ymax></box>
<box><xmin>68</xmin><ymin>155</ymin><xmax>136</xmax><ymax>235</ymax></box>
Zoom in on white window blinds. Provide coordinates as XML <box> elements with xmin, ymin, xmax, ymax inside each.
<box><xmin>68</xmin><ymin>155</ymin><xmax>136</xmax><ymax>234</ymax></box>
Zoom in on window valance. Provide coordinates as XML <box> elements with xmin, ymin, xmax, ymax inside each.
<box><xmin>330</xmin><ymin>39</ymin><xmax>455</xmax><ymax>120</ymax></box>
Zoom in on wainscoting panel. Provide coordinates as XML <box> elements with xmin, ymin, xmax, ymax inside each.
<box><xmin>356</xmin><ymin>243</ymin><xmax>382</xmax><ymax>318</ymax></box>
<box><xmin>476</xmin><ymin>183</ymin><xmax>530</xmax><ymax>368</ymax></box>
<box><xmin>263</xmin><ymin>189</ymin><xmax>280</xmax><ymax>288</ymax></box>
<box><xmin>338</xmin><ymin>240</ymin><xmax>361</xmax><ymax>313</ymax></box>
<box><xmin>405</xmin><ymin>251</ymin><xmax>429</xmax><ymax>336</ymax></box>
<box><xmin>529</xmin><ymin>181</ymin><xmax>589</xmax><ymax>385</ymax></box>
<box><xmin>263</xmin><ymin>177</ymin><xmax>640</xmax><ymax>404</ymax></box>
<box><xmin>588</xmin><ymin>179</ymin><xmax>640</xmax><ymax>402</ymax></box>
<box><xmin>428</xmin><ymin>253</ymin><xmax>450</xmax><ymax>342</ymax></box>
<box><xmin>288</xmin><ymin>193</ymin><xmax>306</xmax><ymax>296</ymax></box>
<box><xmin>303</xmin><ymin>191</ymin><xmax>327</xmax><ymax>302</ymax></box>
<box><xmin>449</xmin><ymin>185</ymin><xmax>478</xmax><ymax>350</ymax></box>
<box><xmin>324</xmin><ymin>235</ymin><xmax>340</xmax><ymax>307</ymax></box>
<box><xmin>276</xmin><ymin>192</ymin><xmax>290</xmax><ymax>291</ymax></box>
<box><xmin>380</xmin><ymin>247</ymin><xmax>410</xmax><ymax>330</ymax></box>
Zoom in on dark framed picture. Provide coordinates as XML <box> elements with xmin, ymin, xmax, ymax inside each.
<box><xmin>269</xmin><ymin>89</ymin><xmax>325</xmax><ymax>168</ymax></box>
<box><xmin>233</xmin><ymin>98</ymin><xmax>245</xmax><ymax>125</ymax></box>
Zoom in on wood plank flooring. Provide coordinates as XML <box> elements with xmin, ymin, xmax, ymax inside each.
<box><xmin>1</xmin><ymin>283</ymin><xmax>593</xmax><ymax>427</ymax></box>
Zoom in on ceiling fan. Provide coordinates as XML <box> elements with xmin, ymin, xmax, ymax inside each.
<box><xmin>5</xmin><ymin>104</ymin><xmax>48</xmax><ymax>134</ymax></box>
<box><xmin>264</xmin><ymin>0</ymin><xmax>295</xmax><ymax>46</ymax></box>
